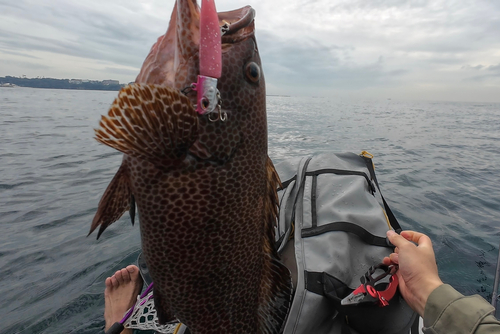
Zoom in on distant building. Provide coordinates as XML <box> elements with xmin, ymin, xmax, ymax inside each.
<box><xmin>102</xmin><ymin>80</ymin><xmax>120</xmax><ymax>85</ymax></box>
<box><xmin>69</xmin><ymin>79</ymin><xmax>82</xmax><ymax>84</ymax></box>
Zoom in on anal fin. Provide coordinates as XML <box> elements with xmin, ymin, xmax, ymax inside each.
<box><xmin>89</xmin><ymin>164</ymin><xmax>132</xmax><ymax>239</ymax></box>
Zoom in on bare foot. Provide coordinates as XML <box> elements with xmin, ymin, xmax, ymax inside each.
<box><xmin>104</xmin><ymin>265</ymin><xmax>143</xmax><ymax>333</ymax></box>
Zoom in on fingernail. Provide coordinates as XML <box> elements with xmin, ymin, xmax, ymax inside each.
<box><xmin>387</xmin><ymin>230</ymin><xmax>396</xmax><ymax>237</ymax></box>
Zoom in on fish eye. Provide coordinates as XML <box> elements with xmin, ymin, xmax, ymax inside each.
<box><xmin>245</xmin><ymin>62</ymin><xmax>261</xmax><ymax>83</ymax></box>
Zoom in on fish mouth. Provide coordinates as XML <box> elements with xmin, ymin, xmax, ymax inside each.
<box><xmin>219</xmin><ymin>6</ymin><xmax>256</xmax><ymax>43</ymax></box>
<box><xmin>136</xmin><ymin>1</ymin><xmax>256</xmax><ymax>87</ymax></box>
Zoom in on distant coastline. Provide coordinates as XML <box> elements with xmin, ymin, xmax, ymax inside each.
<box><xmin>0</xmin><ymin>76</ymin><xmax>124</xmax><ymax>91</ymax></box>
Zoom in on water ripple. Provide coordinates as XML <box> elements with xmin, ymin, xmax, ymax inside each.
<box><xmin>1</xmin><ymin>89</ymin><xmax>499</xmax><ymax>332</ymax></box>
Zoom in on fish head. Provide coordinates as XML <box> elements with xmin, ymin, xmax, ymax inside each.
<box><xmin>136</xmin><ymin>1</ymin><xmax>266</xmax><ymax>160</ymax></box>
<box><xmin>136</xmin><ymin>1</ymin><xmax>261</xmax><ymax>88</ymax></box>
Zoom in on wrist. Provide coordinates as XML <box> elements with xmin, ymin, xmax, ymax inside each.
<box><xmin>414</xmin><ymin>278</ymin><xmax>443</xmax><ymax>317</ymax></box>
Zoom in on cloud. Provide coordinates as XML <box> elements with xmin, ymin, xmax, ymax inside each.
<box><xmin>103</xmin><ymin>67</ymin><xmax>141</xmax><ymax>76</ymax></box>
<box><xmin>462</xmin><ymin>63</ymin><xmax>500</xmax><ymax>73</ymax></box>
<box><xmin>0</xmin><ymin>58</ymin><xmax>52</xmax><ymax>70</ymax></box>
<box><xmin>461</xmin><ymin>63</ymin><xmax>500</xmax><ymax>83</ymax></box>
<box><xmin>259</xmin><ymin>30</ymin><xmax>408</xmax><ymax>94</ymax></box>
<box><xmin>487</xmin><ymin>64</ymin><xmax>500</xmax><ymax>73</ymax></box>
<box><xmin>0</xmin><ymin>48</ymin><xmax>41</xmax><ymax>59</ymax></box>
<box><xmin>0</xmin><ymin>0</ymin><xmax>164</xmax><ymax>68</ymax></box>
<box><xmin>0</xmin><ymin>0</ymin><xmax>499</xmax><ymax>101</ymax></box>
<box><xmin>462</xmin><ymin>65</ymin><xmax>485</xmax><ymax>71</ymax></box>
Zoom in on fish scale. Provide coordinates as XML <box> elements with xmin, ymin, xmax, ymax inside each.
<box><xmin>90</xmin><ymin>0</ymin><xmax>292</xmax><ymax>333</ymax></box>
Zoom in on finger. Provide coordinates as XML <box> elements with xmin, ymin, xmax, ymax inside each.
<box><xmin>400</xmin><ymin>231</ymin><xmax>433</xmax><ymax>248</ymax></box>
<box><xmin>382</xmin><ymin>256</ymin><xmax>393</xmax><ymax>266</ymax></box>
<box><xmin>396</xmin><ymin>271</ymin><xmax>407</xmax><ymax>295</ymax></box>
<box><xmin>387</xmin><ymin>230</ymin><xmax>412</xmax><ymax>248</ymax></box>
<box><xmin>389</xmin><ymin>253</ymin><xmax>399</xmax><ymax>264</ymax></box>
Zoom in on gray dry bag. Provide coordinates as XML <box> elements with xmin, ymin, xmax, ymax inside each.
<box><xmin>275</xmin><ymin>152</ymin><xmax>418</xmax><ymax>334</ymax></box>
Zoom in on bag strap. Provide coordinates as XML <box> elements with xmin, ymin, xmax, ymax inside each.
<box><xmin>361</xmin><ymin>155</ymin><xmax>402</xmax><ymax>233</ymax></box>
<box><xmin>302</xmin><ymin>221</ymin><xmax>394</xmax><ymax>248</ymax></box>
<box><xmin>275</xmin><ymin>157</ymin><xmax>313</xmax><ymax>252</ymax></box>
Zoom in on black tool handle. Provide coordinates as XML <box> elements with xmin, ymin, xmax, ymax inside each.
<box><xmin>105</xmin><ymin>322</ymin><xmax>124</xmax><ymax>334</ymax></box>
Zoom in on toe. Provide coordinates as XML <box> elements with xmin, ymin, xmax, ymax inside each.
<box><xmin>105</xmin><ymin>277</ymin><xmax>113</xmax><ymax>289</ymax></box>
<box><xmin>110</xmin><ymin>276</ymin><xmax>119</xmax><ymax>289</ymax></box>
<box><xmin>120</xmin><ymin>268</ymin><xmax>132</xmax><ymax>283</ymax></box>
<box><xmin>126</xmin><ymin>265</ymin><xmax>139</xmax><ymax>281</ymax></box>
<box><xmin>126</xmin><ymin>265</ymin><xmax>137</xmax><ymax>275</ymax></box>
<box><xmin>115</xmin><ymin>269</ymin><xmax>124</xmax><ymax>284</ymax></box>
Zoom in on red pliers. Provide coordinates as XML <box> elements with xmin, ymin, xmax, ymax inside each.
<box><xmin>341</xmin><ymin>264</ymin><xmax>399</xmax><ymax>307</ymax></box>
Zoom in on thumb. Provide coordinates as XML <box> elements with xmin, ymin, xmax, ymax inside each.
<box><xmin>400</xmin><ymin>231</ymin><xmax>434</xmax><ymax>249</ymax></box>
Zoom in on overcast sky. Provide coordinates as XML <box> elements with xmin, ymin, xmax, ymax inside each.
<box><xmin>1</xmin><ymin>0</ymin><xmax>499</xmax><ymax>102</ymax></box>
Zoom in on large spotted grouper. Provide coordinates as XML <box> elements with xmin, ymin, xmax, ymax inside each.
<box><xmin>89</xmin><ymin>0</ymin><xmax>293</xmax><ymax>333</ymax></box>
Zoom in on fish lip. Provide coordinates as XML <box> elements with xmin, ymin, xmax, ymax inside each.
<box><xmin>219</xmin><ymin>6</ymin><xmax>256</xmax><ymax>43</ymax></box>
<box><xmin>135</xmin><ymin>3</ymin><xmax>256</xmax><ymax>87</ymax></box>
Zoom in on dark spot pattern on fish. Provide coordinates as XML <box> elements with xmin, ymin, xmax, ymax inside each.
<box><xmin>90</xmin><ymin>2</ymin><xmax>292</xmax><ymax>333</ymax></box>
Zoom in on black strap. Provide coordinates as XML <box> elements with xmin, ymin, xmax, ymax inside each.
<box><xmin>411</xmin><ymin>315</ymin><xmax>420</xmax><ymax>334</ymax></box>
<box><xmin>311</xmin><ymin>174</ymin><xmax>318</xmax><ymax>228</ymax></box>
<box><xmin>361</xmin><ymin>156</ymin><xmax>402</xmax><ymax>232</ymax></box>
<box><xmin>306</xmin><ymin>169</ymin><xmax>376</xmax><ymax>194</ymax></box>
<box><xmin>304</xmin><ymin>271</ymin><xmax>325</xmax><ymax>296</ymax></box>
<box><xmin>279</xmin><ymin>175</ymin><xmax>296</xmax><ymax>190</ymax></box>
<box><xmin>302</xmin><ymin>221</ymin><xmax>394</xmax><ymax>248</ymax></box>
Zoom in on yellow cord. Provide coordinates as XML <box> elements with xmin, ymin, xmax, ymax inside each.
<box><xmin>360</xmin><ymin>151</ymin><xmax>374</xmax><ymax>159</ymax></box>
<box><xmin>173</xmin><ymin>324</ymin><xmax>183</xmax><ymax>334</ymax></box>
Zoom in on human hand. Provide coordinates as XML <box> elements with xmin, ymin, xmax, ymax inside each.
<box><xmin>383</xmin><ymin>230</ymin><xmax>443</xmax><ymax>317</ymax></box>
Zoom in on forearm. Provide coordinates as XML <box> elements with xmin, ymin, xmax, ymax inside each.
<box><xmin>422</xmin><ymin>284</ymin><xmax>500</xmax><ymax>334</ymax></box>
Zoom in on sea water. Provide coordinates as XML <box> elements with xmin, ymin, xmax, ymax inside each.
<box><xmin>1</xmin><ymin>87</ymin><xmax>499</xmax><ymax>333</ymax></box>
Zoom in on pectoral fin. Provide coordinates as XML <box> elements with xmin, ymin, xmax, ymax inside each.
<box><xmin>89</xmin><ymin>164</ymin><xmax>132</xmax><ymax>239</ymax></box>
<box><xmin>94</xmin><ymin>84</ymin><xmax>198</xmax><ymax>169</ymax></box>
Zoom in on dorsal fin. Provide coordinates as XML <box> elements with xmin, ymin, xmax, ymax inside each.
<box><xmin>95</xmin><ymin>84</ymin><xmax>198</xmax><ymax>167</ymax></box>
